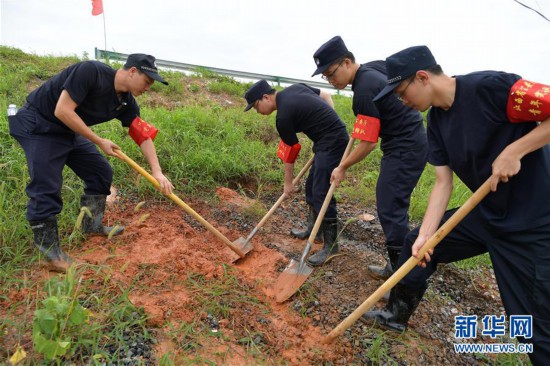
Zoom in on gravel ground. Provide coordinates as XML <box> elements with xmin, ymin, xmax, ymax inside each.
<box><xmin>251</xmin><ymin>191</ymin><xmax>528</xmax><ymax>365</ymax></box>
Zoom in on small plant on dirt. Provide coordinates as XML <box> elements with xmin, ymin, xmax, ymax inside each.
<box><xmin>237</xmin><ymin>327</ymin><xmax>266</xmax><ymax>355</ymax></box>
<box><xmin>165</xmin><ymin>320</ymin><xmax>222</xmax><ymax>364</ymax></box>
<box><xmin>337</xmin><ymin>216</ymin><xmax>359</xmax><ymax>241</ymax></box>
<box><xmin>175</xmin><ymin>265</ymin><xmax>270</xmax><ymax>363</ymax></box>
<box><xmin>294</xmin><ymin>271</ymin><xmax>322</xmax><ymax>318</ymax></box>
<box><xmin>242</xmin><ymin>200</ymin><xmax>267</xmax><ymax>222</ymax></box>
<box><xmin>493</xmin><ymin>349</ymin><xmax>531</xmax><ymax>365</ymax></box>
<box><xmin>188</xmin><ymin>83</ymin><xmax>200</xmax><ymax>93</ymax></box>
<box><xmin>193</xmin><ymin>66</ymin><xmax>217</xmax><ymax>79</ymax></box>
<box><xmin>362</xmin><ymin>335</ymin><xmax>398</xmax><ymax>365</ymax></box>
<box><xmin>101</xmin><ymin>297</ymin><xmax>155</xmax><ymax>364</ymax></box>
<box><xmin>32</xmin><ymin>266</ymin><xmax>92</xmax><ymax>362</ymax></box>
<box><xmin>186</xmin><ymin>264</ymin><xmax>266</xmax><ymax>319</ymax></box>
<box><xmin>158</xmin><ymin>352</ymin><xmax>178</xmax><ymax>366</ymax></box>
<box><xmin>453</xmin><ymin>252</ymin><xmax>492</xmax><ymax>270</ymax></box>
<box><xmin>166</xmin><ymin>321</ymin><xmax>204</xmax><ymax>352</ymax></box>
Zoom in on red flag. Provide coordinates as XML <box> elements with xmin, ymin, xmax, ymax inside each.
<box><xmin>91</xmin><ymin>0</ymin><xmax>103</xmax><ymax>16</ymax></box>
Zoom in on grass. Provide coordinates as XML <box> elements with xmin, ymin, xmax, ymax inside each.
<box><xmin>362</xmin><ymin>335</ymin><xmax>398</xmax><ymax>365</ymax></box>
<box><xmin>0</xmin><ymin>46</ymin><xmax>515</xmax><ymax>364</ymax></box>
<box><xmin>163</xmin><ymin>265</ymin><xmax>270</xmax><ymax>364</ymax></box>
<box><xmin>185</xmin><ymin>265</ymin><xmax>267</xmax><ymax>319</ymax></box>
<box><xmin>1</xmin><ymin>263</ymin><xmax>157</xmax><ymax>364</ymax></box>
<box><xmin>294</xmin><ymin>270</ymin><xmax>324</xmax><ymax>318</ymax></box>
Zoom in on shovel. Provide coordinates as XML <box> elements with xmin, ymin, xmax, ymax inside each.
<box><xmin>114</xmin><ymin>148</ymin><xmax>250</xmax><ymax>261</ymax></box>
<box><xmin>274</xmin><ymin>138</ymin><xmax>356</xmax><ymax>303</ymax></box>
<box><xmin>321</xmin><ymin>178</ymin><xmax>493</xmax><ymax>344</ymax></box>
<box><xmin>233</xmin><ymin>156</ymin><xmax>314</xmax><ymax>252</ymax></box>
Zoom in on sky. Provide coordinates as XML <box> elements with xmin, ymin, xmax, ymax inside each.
<box><xmin>1</xmin><ymin>0</ymin><xmax>550</xmax><ymax>85</ymax></box>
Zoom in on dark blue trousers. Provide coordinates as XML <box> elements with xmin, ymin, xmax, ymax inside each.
<box><xmin>9</xmin><ymin>107</ymin><xmax>112</xmax><ymax>221</ymax></box>
<box><xmin>305</xmin><ymin>142</ymin><xmax>347</xmax><ymax>219</ymax></box>
<box><xmin>399</xmin><ymin>207</ymin><xmax>550</xmax><ymax>365</ymax></box>
<box><xmin>376</xmin><ymin>147</ymin><xmax>427</xmax><ymax>250</ymax></box>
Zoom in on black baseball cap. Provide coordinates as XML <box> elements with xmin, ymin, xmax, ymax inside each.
<box><xmin>311</xmin><ymin>36</ymin><xmax>349</xmax><ymax>77</ymax></box>
<box><xmin>124</xmin><ymin>53</ymin><xmax>168</xmax><ymax>85</ymax></box>
<box><xmin>373</xmin><ymin>45</ymin><xmax>436</xmax><ymax>101</ymax></box>
<box><xmin>243</xmin><ymin>79</ymin><xmax>275</xmax><ymax>111</ymax></box>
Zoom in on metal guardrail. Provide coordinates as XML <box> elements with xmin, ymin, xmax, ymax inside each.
<box><xmin>95</xmin><ymin>48</ymin><xmax>351</xmax><ymax>93</ymax></box>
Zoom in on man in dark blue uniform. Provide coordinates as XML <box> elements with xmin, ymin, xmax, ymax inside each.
<box><xmin>312</xmin><ymin>36</ymin><xmax>427</xmax><ymax>279</ymax></box>
<box><xmin>9</xmin><ymin>53</ymin><xmax>173</xmax><ymax>272</ymax></box>
<box><xmin>362</xmin><ymin>45</ymin><xmax>550</xmax><ymax>365</ymax></box>
<box><xmin>244</xmin><ymin>80</ymin><xmax>349</xmax><ymax>266</ymax></box>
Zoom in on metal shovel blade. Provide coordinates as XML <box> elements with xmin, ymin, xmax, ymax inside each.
<box><xmin>273</xmin><ymin>259</ymin><xmax>313</xmax><ymax>303</ymax></box>
<box><xmin>233</xmin><ymin>237</ymin><xmax>254</xmax><ymax>255</ymax></box>
<box><xmin>227</xmin><ymin>237</ymin><xmax>254</xmax><ymax>263</ymax></box>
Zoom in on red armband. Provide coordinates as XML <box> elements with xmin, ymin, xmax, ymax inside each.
<box><xmin>351</xmin><ymin>114</ymin><xmax>380</xmax><ymax>142</ymax></box>
<box><xmin>277</xmin><ymin>140</ymin><xmax>301</xmax><ymax>163</ymax></box>
<box><xmin>128</xmin><ymin>116</ymin><xmax>158</xmax><ymax>146</ymax></box>
<box><xmin>507</xmin><ymin>79</ymin><xmax>550</xmax><ymax>123</ymax></box>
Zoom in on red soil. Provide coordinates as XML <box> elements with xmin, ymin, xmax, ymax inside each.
<box><xmin>76</xmin><ymin>187</ymin><xmax>341</xmax><ymax>364</ymax></box>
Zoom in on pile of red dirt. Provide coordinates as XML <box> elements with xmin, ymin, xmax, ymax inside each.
<box><xmin>78</xmin><ymin>187</ymin><xmax>343</xmax><ymax>364</ymax></box>
<box><xmin>2</xmin><ymin>186</ymin><xmax>515</xmax><ymax>365</ymax></box>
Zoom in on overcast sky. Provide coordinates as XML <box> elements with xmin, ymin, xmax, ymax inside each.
<box><xmin>1</xmin><ymin>0</ymin><xmax>549</xmax><ymax>84</ymax></box>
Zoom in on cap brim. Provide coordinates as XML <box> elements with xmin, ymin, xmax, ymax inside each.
<box><xmin>311</xmin><ymin>63</ymin><xmax>331</xmax><ymax>77</ymax></box>
<box><xmin>144</xmin><ymin>70</ymin><xmax>169</xmax><ymax>85</ymax></box>
<box><xmin>244</xmin><ymin>102</ymin><xmax>254</xmax><ymax>112</ymax></box>
<box><xmin>373</xmin><ymin>82</ymin><xmax>399</xmax><ymax>102</ymax></box>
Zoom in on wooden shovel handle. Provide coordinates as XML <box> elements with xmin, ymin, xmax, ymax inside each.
<box><xmin>322</xmin><ymin>178</ymin><xmax>493</xmax><ymax>344</ymax></box>
<box><xmin>114</xmin><ymin>148</ymin><xmax>245</xmax><ymax>258</ymax></box>
<box><xmin>307</xmin><ymin>137</ymin><xmax>356</xmax><ymax>244</ymax></box>
<box><xmin>255</xmin><ymin>156</ymin><xmax>315</xmax><ymax>229</ymax></box>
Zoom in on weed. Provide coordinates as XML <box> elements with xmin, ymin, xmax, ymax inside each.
<box><xmin>294</xmin><ymin>270</ymin><xmax>323</xmax><ymax>318</ymax></box>
<box><xmin>159</xmin><ymin>352</ymin><xmax>176</xmax><ymax>366</ymax></box>
<box><xmin>171</xmin><ymin>265</ymin><xmax>270</xmax><ymax>363</ymax></box>
<box><xmin>237</xmin><ymin>327</ymin><xmax>265</xmax><ymax>355</ymax></box>
<box><xmin>362</xmin><ymin>334</ymin><xmax>398</xmax><ymax>365</ymax></box>
<box><xmin>188</xmin><ymin>84</ymin><xmax>200</xmax><ymax>93</ymax></box>
<box><xmin>209</xmin><ymin>80</ymin><xmax>246</xmax><ymax>96</ymax></box>
<box><xmin>185</xmin><ymin>264</ymin><xmax>266</xmax><ymax>319</ymax></box>
<box><xmin>193</xmin><ymin>66</ymin><xmax>217</xmax><ymax>79</ymax></box>
<box><xmin>453</xmin><ymin>252</ymin><xmax>492</xmax><ymax>270</ymax></box>
<box><xmin>493</xmin><ymin>350</ymin><xmax>531</xmax><ymax>365</ymax></box>
<box><xmin>242</xmin><ymin>201</ymin><xmax>267</xmax><ymax>222</ymax></box>
<box><xmin>32</xmin><ymin>267</ymin><xmax>92</xmax><ymax>362</ymax></box>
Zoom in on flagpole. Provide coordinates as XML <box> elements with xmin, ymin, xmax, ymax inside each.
<box><xmin>102</xmin><ymin>10</ymin><xmax>107</xmax><ymax>51</ymax></box>
<box><xmin>92</xmin><ymin>0</ymin><xmax>107</xmax><ymax>53</ymax></box>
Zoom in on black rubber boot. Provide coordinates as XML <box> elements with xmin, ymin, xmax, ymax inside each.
<box><xmin>307</xmin><ymin>218</ymin><xmax>341</xmax><ymax>267</ymax></box>
<box><xmin>30</xmin><ymin>217</ymin><xmax>72</xmax><ymax>272</ymax></box>
<box><xmin>80</xmin><ymin>194</ymin><xmax>124</xmax><ymax>236</ymax></box>
<box><xmin>290</xmin><ymin>205</ymin><xmax>322</xmax><ymax>242</ymax></box>
<box><xmin>368</xmin><ymin>245</ymin><xmax>401</xmax><ymax>280</ymax></box>
<box><xmin>360</xmin><ymin>284</ymin><xmax>426</xmax><ymax>332</ymax></box>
